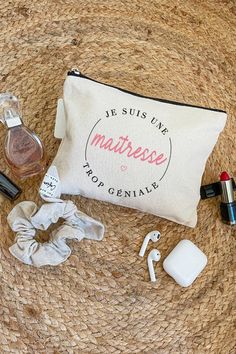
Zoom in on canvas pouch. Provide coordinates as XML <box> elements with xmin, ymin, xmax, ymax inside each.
<box><xmin>52</xmin><ymin>69</ymin><xmax>227</xmax><ymax>227</ymax></box>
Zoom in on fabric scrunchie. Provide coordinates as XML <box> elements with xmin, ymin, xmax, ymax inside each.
<box><xmin>7</xmin><ymin>166</ymin><xmax>105</xmax><ymax>267</ymax></box>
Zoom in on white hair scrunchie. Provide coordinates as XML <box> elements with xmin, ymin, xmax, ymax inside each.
<box><xmin>7</xmin><ymin>166</ymin><xmax>105</xmax><ymax>267</ymax></box>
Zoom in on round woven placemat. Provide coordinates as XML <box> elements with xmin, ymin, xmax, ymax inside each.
<box><xmin>0</xmin><ymin>1</ymin><xmax>235</xmax><ymax>353</ymax></box>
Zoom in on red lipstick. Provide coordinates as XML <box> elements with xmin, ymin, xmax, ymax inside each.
<box><xmin>220</xmin><ymin>171</ymin><xmax>230</xmax><ymax>181</ymax></box>
<box><xmin>219</xmin><ymin>171</ymin><xmax>236</xmax><ymax>225</ymax></box>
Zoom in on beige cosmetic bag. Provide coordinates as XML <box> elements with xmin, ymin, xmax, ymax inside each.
<box><xmin>52</xmin><ymin>69</ymin><xmax>227</xmax><ymax>227</ymax></box>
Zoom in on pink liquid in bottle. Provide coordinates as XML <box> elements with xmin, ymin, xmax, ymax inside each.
<box><xmin>0</xmin><ymin>93</ymin><xmax>46</xmax><ymax>179</ymax></box>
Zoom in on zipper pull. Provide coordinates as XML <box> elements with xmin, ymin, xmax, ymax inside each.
<box><xmin>68</xmin><ymin>68</ymin><xmax>81</xmax><ymax>76</ymax></box>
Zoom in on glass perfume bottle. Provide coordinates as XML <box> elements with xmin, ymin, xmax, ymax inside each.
<box><xmin>0</xmin><ymin>93</ymin><xmax>46</xmax><ymax>179</ymax></box>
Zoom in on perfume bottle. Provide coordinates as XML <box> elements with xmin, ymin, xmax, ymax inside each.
<box><xmin>0</xmin><ymin>93</ymin><xmax>46</xmax><ymax>179</ymax></box>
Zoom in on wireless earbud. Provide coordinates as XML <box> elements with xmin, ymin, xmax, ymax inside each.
<box><xmin>139</xmin><ymin>230</ymin><xmax>161</xmax><ymax>257</ymax></box>
<box><xmin>147</xmin><ymin>249</ymin><xmax>161</xmax><ymax>282</ymax></box>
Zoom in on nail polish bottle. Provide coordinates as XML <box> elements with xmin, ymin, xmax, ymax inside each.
<box><xmin>0</xmin><ymin>93</ymin><xmax>46</xmax><ymax>179</ymax></box>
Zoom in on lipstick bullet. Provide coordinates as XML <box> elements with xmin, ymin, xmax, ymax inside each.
<box><xmin>220</xmin><ymin>171</ymin><xmax>236</xmax><ymax>225</ymax></box>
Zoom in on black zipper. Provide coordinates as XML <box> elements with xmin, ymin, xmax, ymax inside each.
<box><xmin>67</xmin><ymin>69</ymin><xmax>226</xmax><ymax>113</ymax></box>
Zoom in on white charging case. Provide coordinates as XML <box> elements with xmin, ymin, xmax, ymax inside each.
<box><xmin>163</xmin><ymin>239</ymin><xmax>207</xmax><ymax>287</ymax></box>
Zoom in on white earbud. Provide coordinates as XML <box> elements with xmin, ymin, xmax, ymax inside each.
<box><xmin>147</xmin><ymin>249</ymin><xmax>161</xmax><ymax>282</ymax></box>
<box><xmin>139</xmin><ymin>230</ymin><xmax>161</xmax><ymax>257</ymax></box>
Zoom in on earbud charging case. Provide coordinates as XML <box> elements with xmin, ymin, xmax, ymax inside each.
<box><xmin>163</xmin><ymin>239</ymin><xmax>207</xmax><ymax>287</ymax></box>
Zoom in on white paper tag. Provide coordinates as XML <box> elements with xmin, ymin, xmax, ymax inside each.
<box><xmin>40</xmin><ymin>173</ymin><xmax>60</xmax><ymax>198</ymax></box>
<box><xmin>54</xmin><ymin>98</ymin><xmax>66</xmax><ymax>139</ymax></box>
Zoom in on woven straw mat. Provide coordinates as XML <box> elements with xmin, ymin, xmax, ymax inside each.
<box><xmin>0</xmin><ymin>1</ymin><xmax>235</xmax><ymax>353</ymax></box>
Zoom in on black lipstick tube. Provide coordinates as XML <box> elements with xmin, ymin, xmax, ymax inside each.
<box><xmin>200</xmin><ymin>179</ymin><xmax>236</xmax><ymax>199</ymax></box>
<box><xmin>0</xmin><ymin>172</ymin><xmax>21</xmax><ymax>200</ymax></box>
